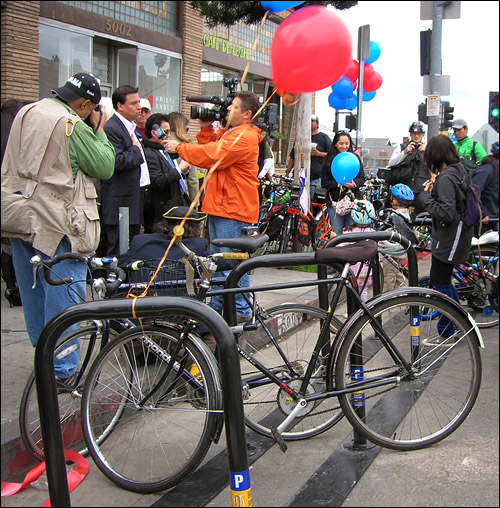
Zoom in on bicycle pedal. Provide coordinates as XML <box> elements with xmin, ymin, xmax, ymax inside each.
<box><xmin>271</xmin><ymin>426</ymin><xmax>288</xmax><ymax>453</ymax></box>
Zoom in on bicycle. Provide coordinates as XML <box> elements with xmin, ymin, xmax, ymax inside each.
<box><xmin>18</xmin><ymin>254</ymin><xmax>132</xmax><ymax>462</ymax></box>
<box><xmin>81</xmin><ymin>231</ymin><xmax>483</xmax><ymax>493</ymax></box>
<box><xmin>418</xmin><ymin>229</ymin><xmax>499</xmax><ymax>328</ymax></box>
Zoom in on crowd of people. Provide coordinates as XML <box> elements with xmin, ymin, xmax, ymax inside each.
<box><xmin>1</xmin><ymin>70</ymin><xmax>499</xmax><ymax>378</ymax></box>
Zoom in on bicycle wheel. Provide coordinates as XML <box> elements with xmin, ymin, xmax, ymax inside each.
<box><xmin>335</xmin><ymin>293</ymin><xmax>482</xmax><ymax>451</ymax></box>
<box><xmin>19</xmin><ymin>322</ymin><xmax>119</xmax><ymax>461</ymax></box>
<box><xmin>239</xmin><ymin>304</ymin><xmax>343</xmax><ymax>440</ymax></box>
<box><xmin>82</xmin><ymin>325</ymin><xmax>221</xmax><ymax>493</ymax></box>
<box><xmin>464</xmin><ymin>247</ymin><xmax>499</xmax><ymax>328</ymax></box>
<box><xmin>279</xmin><ymin>214</ymin><xmax>292</xmax><ymax>253</ymax></box>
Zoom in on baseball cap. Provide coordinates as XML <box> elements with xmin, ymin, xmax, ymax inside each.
<box><xmin>52</xmin><ymin>73</ymin><xmax>102</xmax><ymax>104</ymax></box>
<box><xmin>140</xmin><ymin>98</ymin><xmax>152</xmax><ymax>111</ymax></box>
<box><xmin>452</xmin><ymin>119</ymin><xmax>467</xmax><ymax>129</ymax></box>
<box><xmin>311</xmin><ymin>115</ymin><xmax>319</xmax><ymax>122</ymax></box>
<box><xmin>491</xmin><ymin>141</ymin><xmax>499</xmax><ymax>157</ymax></box>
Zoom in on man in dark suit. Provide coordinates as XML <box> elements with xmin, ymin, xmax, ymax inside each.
<box><xmin>101</xmin><ymin>85</ymin><xmax>149</xmax><ymax>256</ymax></box>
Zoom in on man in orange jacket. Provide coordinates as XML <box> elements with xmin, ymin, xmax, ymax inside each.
<box><xmin>165</xmin><ymin>91</ymin><xmax>262</xmax><ymax>320</ymax></box>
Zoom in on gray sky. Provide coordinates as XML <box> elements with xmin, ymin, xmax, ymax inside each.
<box><xmin>314</xmin><ymin>1</ymin><xmax>499</xmax><ymax>143</ymax></box>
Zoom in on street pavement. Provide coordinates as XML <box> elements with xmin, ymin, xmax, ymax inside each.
<box><xmin>1</xmin><ymin>258</ymin><xmax>498</xmax><ymax>507</ymax></box>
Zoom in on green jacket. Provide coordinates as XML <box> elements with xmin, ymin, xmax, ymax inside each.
<box><xmin>454</xmin><ymin>137</ymin><xmax>487</xmax><ymax>169</ymax></box>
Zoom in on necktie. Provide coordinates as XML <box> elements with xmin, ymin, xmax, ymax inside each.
<box><xmin>162</xmin><ymin>151</ymin><xmax>187</xmax><ymax>194</ymax></box>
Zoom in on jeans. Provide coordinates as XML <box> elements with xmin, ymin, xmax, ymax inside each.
<box><xmin>310</xmin><ymin>178</ymin><xmax>321</xmax><ymax>201</ymax></box>
<box><xmin>327</xmin><ymin>206</ymin><xmax>353</xmax><ymax>236</ymax></box>
<box><xmin>10</xmin><ymin>237</ymin><xmax>87</xmax><ymax>378</ymax></box>
<box><xmin>208</xmin><ymin>215</ymin><xmax>251</xmax><ymax>318</ymax></box>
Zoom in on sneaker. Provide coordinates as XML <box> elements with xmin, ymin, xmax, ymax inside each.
<box><xmin>56</xmin><ymin>371</ymin><xmax>83</xmax><ymax>394</ymax></box>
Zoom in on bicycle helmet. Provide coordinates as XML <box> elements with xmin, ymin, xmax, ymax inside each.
<box><xmin>391</xmin><ymin>183</ymin><xmax>414</xmax><ymax>206</ymax></box>
<box><xmin>491</xmin><ymin>141</ymin><xmax>499</xmax><ymax>157</ymax></box>
<box><xmin>351</xmin><ymin>200</ymin><xmax>376</xmax><ymax>226</ymax></box>
<box><xmin>409</xmin><ymin>121</ymin><xmax>426</xmax><ymax>133</ymax></box>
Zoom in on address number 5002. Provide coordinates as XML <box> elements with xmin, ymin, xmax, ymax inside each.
<box><xmin>105</xmin><ymin>20</ymin><xmax>132</xmax><ymax>37</ymax></box>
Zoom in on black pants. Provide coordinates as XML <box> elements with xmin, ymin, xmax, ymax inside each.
<box><xmin>430</xmin><ymin>256</ymin><xmax>454</xmax><ymax>286</ymax></box>
<box><xmin>105</xmin><ymin>224</ymin><xmax>141</xmax><ymax>258</ymax></box>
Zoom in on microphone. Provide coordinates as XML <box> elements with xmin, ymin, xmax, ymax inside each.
<box><xmin>152</xmin><ymin>123</ymin><xmax>166</xmax><ymax>140</ymax></box>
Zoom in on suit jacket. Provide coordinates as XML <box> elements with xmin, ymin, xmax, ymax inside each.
<box><xmin>101</xmin><ymin>114</ymin><xmax>145</xmax><ymax>225</ymax></box>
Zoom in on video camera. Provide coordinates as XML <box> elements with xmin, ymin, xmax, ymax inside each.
<box><xmin>186</xmin><ymin>77</ymin><xmax>280</xmax><ymax>133</ymax></box>
<box><xmin>186</xmin><ymin>77</ymin><xmax>239</xmax><ymax>124</ymax></box>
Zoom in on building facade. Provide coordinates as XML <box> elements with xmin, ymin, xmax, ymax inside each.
<box><xmin>1</xmin><ymin>0</ymin><xmax>305</xmax><ymax>163</ymax></box>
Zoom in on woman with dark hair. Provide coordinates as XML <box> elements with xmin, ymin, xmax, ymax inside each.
<box><xmin>420</xmin><ymin>134</ymin><xmax>474</xmax><ymax>343</ymax></box>
<box><xmin>321</xmin><ymin>131</ymin><xmax>365</xmax><ymax>236</ymax></box>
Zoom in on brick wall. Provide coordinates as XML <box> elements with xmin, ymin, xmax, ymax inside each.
<box><xmin>1</xmin><ymin>1</ymin><xmax>40</xmax><ymax>104</ymax></box>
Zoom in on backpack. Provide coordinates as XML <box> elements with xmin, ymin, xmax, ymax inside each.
<box><xmin>461</xmin><ymin>141</ymin><xmax>482</xmax><ymax>171</ymax></box>
<box><xmin>461</xmin><ymin>183</ymin><xmax>483</xmax><ymax>227</ymax></box>
<box><xmin>258</xmin><ymin>204</ymin><xmax>287</xmax><ymax>240</ymax></box>
<box><xmin>295</xmin><ymin>210</ymin><xmax>316</xmax><ymax>248</ymax></box>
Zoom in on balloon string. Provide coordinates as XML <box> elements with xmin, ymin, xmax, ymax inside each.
<box><xmin>126</xmin><ymin>10</ymin><xmax>271</xmax><ymax>302</ymax></box>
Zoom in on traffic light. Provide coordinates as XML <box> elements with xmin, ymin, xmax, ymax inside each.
<box><xmin>345</xmin><ymin>114</ymin><xmax>357</xmax><ymax>131</ymax></box>
<box><xmin>418</xmin><ymin>101</ymin><xmax>427</xmax><ymax>124</ymax></box>
<box><xmin>440</xmin><ymin>101</ymin><xmax>454</xmax><ymax>130</ymax></box>
<box><xmin>489</xmin><ymin>91</ymin><xmax>499</xmax><ymax>132</ymax></box>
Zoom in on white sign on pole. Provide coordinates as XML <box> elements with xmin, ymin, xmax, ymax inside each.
<box><xmin>426</xmin><ymin>95</ymin><xmax>440</xmax><ymax>117</ymax></box>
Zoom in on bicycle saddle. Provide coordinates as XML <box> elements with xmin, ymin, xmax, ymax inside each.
<box><xmin>315</xmin><ymin>239</ymin><xmax>378</xmax><ymax>265</ymax></box>
<box><xmin>211</xmin><ymin>234</ymin><xmax>269</xmax><ymax>254</ymax></box>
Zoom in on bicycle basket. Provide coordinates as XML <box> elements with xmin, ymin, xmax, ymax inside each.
<box><xmin>118</xmin><ymin>259</ymin><xmax>199</xmax><ymax>298</ymax></box>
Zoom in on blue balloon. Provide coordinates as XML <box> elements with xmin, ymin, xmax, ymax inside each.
<box><xmin>328</xmin><ymin>92</ymin><xmax>347</xmax><ymax>110</ymax></box>
<box><xmin>260</xmin><ymin>1</ymin><xmax>304</xmax><ymax>13</ymax></box>
<box><xmin>331</xmin><ymin>76</ymin><xmax>353</xmax><ymax>99</ymax></box>
<box><xmin>364</xmin><ymin>41</ymin><xmax>381</xmax><ymax>65</ymax></box>
<box><xmin>346</xmin><ymin>93</ymin><xmax>357</xmax><ymax>110</ymax></box>
<box><xmin>362</xmin><ymin>91</ymin><xmax>376</xmax><ymax>102</ymax></box>
<box><xmin>331</xmin><ymin>152</ymin><xmax>360</xmax><ymax>185</ymax></box>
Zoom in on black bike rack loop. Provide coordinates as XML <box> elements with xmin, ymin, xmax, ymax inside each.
<box><xmin>34</xmin><ymin>297</ymin><xmax>247</xmax><ymax>507</ymax></box>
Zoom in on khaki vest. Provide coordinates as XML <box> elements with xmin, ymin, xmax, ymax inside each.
<box><xmin>1</xmin><ymin>99</ymin><xmax>100</xmax><ymax>257</ymax></box>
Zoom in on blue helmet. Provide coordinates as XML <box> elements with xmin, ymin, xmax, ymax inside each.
<box><xmin>391</xmin><ymin>183</ymin><xmax>414</xmax><ymax>206</ymax></box>
<box><xmin>351</xmin><ymin>200</ymin><xmax>375</xmax><ymax>226</ymax></box>
<box><xmin>491</xmin><ymin>141</ymin><xmax>499</xmax><ymax>157</ymax></box>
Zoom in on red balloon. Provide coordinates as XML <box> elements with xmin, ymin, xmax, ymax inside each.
<box><xmin>363</xmin><ymin>63</ymin><xmax>374</xmax><ymax>76</ymax></box>
<box><xmin>364</xmin><ymin>71</ymin><xmax>383</xmax><ymax>92</ymax></box>
<box><xmin>344</xmin><ymin>59</ymin><xmax>359</xmax><ymax>84</ymax></box>
<box><xmin>271</xmin><ymin>6</ymin><xmax>352</xmax><ymax>93</ymax></box>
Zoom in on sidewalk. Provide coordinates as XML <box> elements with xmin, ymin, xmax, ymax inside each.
<box><xmin>2</xmin><ymin>259</ymin><xmax>498</xmax><ymax>507</ymax></box>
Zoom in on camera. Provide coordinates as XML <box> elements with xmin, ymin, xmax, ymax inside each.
<box><xmin>186</xmin><ymin>77</ymin><xmax>239</xmax><ymax>124</ymax></box>
<box><xmin>254</xmin><ymin>103</ymin><xmax>279</xmax><ymax>134</ymax></box>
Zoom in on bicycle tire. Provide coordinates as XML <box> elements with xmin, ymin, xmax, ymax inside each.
<box><xmin>279</xmin><ymin>214</ymin><xmax>293</xmax><ymax>254</ymax></box>
<box><xmin>240</xmin><ymin>304</ymin><xmax>344</xmax><ymax>440</ymax></box>
<box><xmin>81</xmin><ymin>324</ymin><xmax>221</xmax><ymax>494</ymax></box>
<box><xmin>335</xmin><ymin>293</ymin><xmax>482</xmax><ymax>451</ymax></box>
<box><xmin>466</xmin><ymin>247</ymin><xmax>499</xmax><ymax>328</ymax></box>
<box><xmin>19</xmin><ymin>322</ymin><xmax>119</xmax><ymax>461</ymax></box>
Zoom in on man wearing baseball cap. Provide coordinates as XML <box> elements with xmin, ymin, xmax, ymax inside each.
<box><xmin>1</xmin><ymin>72</ymin><xmax>115</xmax><ymax>388</ymax></box>
<box><xmin>135</xmin><ymin>98</ymin><xmax>152</xmax><ymax>139</ymax></box>
<box><xmin>452</xmin><ymin>118</ymin><xmax>487</xmax><ymax>170</ymax></box>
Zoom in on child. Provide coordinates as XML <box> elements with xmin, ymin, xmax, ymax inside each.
<box><xmin>378</xmin><ymin>184</ymin><xmax>418</xmax><ymax>290</ymax></box>
<box><xmin>345</xmin><ymin>200</ymin><xmax>376</xmax><ymax>302</ymax></box>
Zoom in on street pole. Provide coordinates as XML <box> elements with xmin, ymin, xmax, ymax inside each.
<box><xmin>356</xmin><ymin>25</ymin><xmax>370</xmax><ymax>149</ymax></box>
<box><xmin>428</xmin><ymin>1</ymin><xmax>444</xmax><ymax>138</ymax></box>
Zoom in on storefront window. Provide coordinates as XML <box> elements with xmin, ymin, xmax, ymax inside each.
<box><xmin>39</xmin><ymin>23</ymin><xmax>92</xmax><ymax>99</ymax></box>
<box><xmin>137</xmin><ymin>48</ymin><xmax>181</xmax><ymax>113</ymax></box>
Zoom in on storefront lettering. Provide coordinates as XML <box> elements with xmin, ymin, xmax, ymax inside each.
<box><xmin>105</xmin><ymin>19</ymin><xmax>132</xmax><ymax>37</ymax></box>
<box><xmin>203</xmin><ymin>34</ymin><xmax>249</xmax><ymax>60</ymax></box>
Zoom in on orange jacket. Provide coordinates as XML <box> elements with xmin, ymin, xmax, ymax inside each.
<box><xmin>176</xmin><ymin>123</ymin><xmax>262</xmax><ymax>224</ymax></box>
